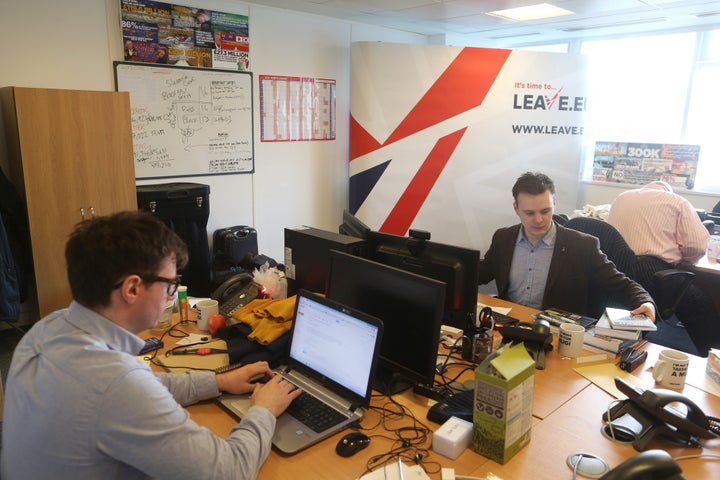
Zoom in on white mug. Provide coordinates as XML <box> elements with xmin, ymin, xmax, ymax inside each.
<box><xmin>196</xmin><ymin>299</ymin><xmax>219</xmax><ymax>331</ymax></box>
<box><xmin>652</xmin><ymin>349</ymin><xmax>689</xmax><ymax>389</ymax></box>
<box><xmin>558</xmin><ymin>323</ymin><xmax>585</xmax><ymax>358</ymax></box>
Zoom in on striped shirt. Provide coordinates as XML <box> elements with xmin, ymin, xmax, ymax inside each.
<box><xmin>607</xmin><ymin>183</ymin><xmax>709</xmax><ymax>264</ymax></box>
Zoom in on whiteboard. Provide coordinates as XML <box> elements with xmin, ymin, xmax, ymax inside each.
<box><xmin>114</xmin><ymin>62</ymin><xmax>254</xmax><ymax>179</ymax></box>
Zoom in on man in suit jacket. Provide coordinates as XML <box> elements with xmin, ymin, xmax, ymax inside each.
<box><xmin>479</xmin><ymin>172</ymin><xmax>655</xmax><ymax>320</ymax></box>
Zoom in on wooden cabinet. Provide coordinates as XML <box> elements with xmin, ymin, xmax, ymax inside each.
<box><xmin>0</xmin><ymin>87</ymin><xmax>137</xmax><ymax>317</ymax></box>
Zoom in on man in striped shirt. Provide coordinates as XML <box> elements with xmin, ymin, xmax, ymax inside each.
<box><xmin>608</xmin><ymin>181</ymin><xmax>718</xmax><ymax>356</ymax></box>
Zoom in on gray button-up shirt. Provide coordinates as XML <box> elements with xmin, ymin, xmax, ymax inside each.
<box><xmin>1</xmin><ymin>301</ymin><xmax>275</xmax><ymax>480</ymax></box>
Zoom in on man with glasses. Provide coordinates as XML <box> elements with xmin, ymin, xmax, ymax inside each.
<box><xmin>1</xmin><ymin>211</ymin><xmax>300</xmax><ymax>480</ymax></box>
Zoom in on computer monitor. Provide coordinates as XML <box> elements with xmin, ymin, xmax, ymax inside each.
<box><xmin>326</xmin><ymin>249</ymin><xmax>446</xmax><ymax>396</ymax></box>
<box><xmin>364</xmin><ymin>230</ymin><xmax>480</xmax><ymax>331</ymax></box>
<box><xmin>338</xmin><ymin>209</ymin><xmax>371</xmax><ymax>239</ymax></box>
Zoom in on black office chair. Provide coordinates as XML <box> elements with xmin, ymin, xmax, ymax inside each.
<box><xmin>552</xmin><ymin>213</ymin><xmax>569</xmax><ymax>226</ymax></box>
<box><xmin>564</xmin><ymin>216</ymin><xmax>694</xmax><ymax>321</ymax></box>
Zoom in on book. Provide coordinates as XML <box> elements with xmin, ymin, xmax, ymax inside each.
<box><xmin>536</xmin><ymin>307</ymin><xmax>599</xmax><ymax>330</ymax></box>
<box><xmin>605</xmin><ymin>307</ymin><xmax>657</xmax><ymax>332</ymax></box>
<box><xmin>593</xmin><ymin>313</ymin><xmax>642</xmax><ymax>341</ymax></box>
<box><xmin>583</xmin><ymin>329</ymin><xmax>636</xmax><ymax>354</ymax></box>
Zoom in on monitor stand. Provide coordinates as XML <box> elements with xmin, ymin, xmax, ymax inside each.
<box><xmin>372</xmin><ymin>367</ymin><xmax>414</xmax><ymax>396</ymax></box>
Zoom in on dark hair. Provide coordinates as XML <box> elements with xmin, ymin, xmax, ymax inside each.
<box><xmin>65</xmin><ymin>211</ymin><xmax>188</xmax><ymax>308</ymax></box>
<box><xmin>512</xmin><ymin>172</ymin><xmax>555</xmax><ymax>201</ymax></box>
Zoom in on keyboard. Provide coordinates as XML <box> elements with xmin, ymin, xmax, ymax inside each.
<box><xmin>285</xmin><ymin>391</ymin><xmax>346</xmax><ymax>433</ymax></box>
<box><xmin>489</xmin><ymin>311</ymin><xmax>521</xmax><ymax>327</ymax></box>
<box><xmin>426</xmin><ymin>389</ymin><xmax>473</xmax><ymax>424</ymax></box>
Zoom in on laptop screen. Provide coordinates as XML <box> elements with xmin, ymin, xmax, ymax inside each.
<box><xmin>289</xmin><ymin>292</ymin><xmax>382</xmax><ymax>398</ymax></box>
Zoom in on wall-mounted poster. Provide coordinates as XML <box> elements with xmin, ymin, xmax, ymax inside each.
<box><xmin>592</xmin><ymin>141</ymin><xmax>700</xmax><ymax>189</ymax></box>
<box><xmin>259</xmin><ymin>75</ymin><xmax>336</xmax><ymax>142</ymax></box>
<box><xmin>120</xmin><ymin>0</ymin><xmax>249</xmax><ymax>71</ymax></box>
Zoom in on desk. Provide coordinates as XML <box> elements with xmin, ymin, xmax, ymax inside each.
<box><xmin>689</xmin><ymin>254</ymin><xmax>720</xmax><ymax>312</ymax></box>
<box><xmin>145</xmin><ymin>295</ymin><xmax>720</xmax><ymax>480</ymax></box>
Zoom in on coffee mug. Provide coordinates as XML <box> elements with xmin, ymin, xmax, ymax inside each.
<box><xmin>196</xmin><ymin>299</ymin><xmax>219</xmax><ymax>331</ymax></box>
<box><xmin>652</xmin><ymin>349</ymin><xmax>689</xmax><ymax>389</ymax></box>
<box><xmin>558</xmin><ymin>323</ymin><xmax>585</xmax><ymax>358</ymax></box>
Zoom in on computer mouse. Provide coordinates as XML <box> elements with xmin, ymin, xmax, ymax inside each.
<box><xmin>335</xmin><ymin>432</ymin><xmax>371</xmax><ymax>457</ymax></box>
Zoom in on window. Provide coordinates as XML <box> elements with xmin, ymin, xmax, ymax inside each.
<box><xmin>515</xmin><ymin>30</ymin><xmax>720</xmax><ymax>193</ymax></box>
<box><xmin>579</xmin><ymin>33</ymin><xmax>696</xmax><ymax>185</ymax></box>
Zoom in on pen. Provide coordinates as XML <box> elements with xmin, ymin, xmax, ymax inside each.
<box><xmin>537</xmin><ymin>313</ymin><xmax>577</xmax><ymax>325</ymax></box>
<box><xmin>397</xmin><ymin>456</ymin><xmax>404</xmax><ymax>480</ymax></box>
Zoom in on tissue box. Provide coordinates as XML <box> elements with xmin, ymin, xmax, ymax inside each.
<box><xmin>471</xmin><ymin>343</ymin><xmax>535</xmax><ymax>464</ymax></box>
<box><xmin>432</xmin><ymin>416</ymin><xmax>473</xmax><ymax>459</ymax></box>
<box><xmin>707</xmin><ymin>348</ymin><xmax>720</xmax><ymax>388</ymax></box>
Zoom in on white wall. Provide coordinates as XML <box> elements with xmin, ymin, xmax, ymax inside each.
<box><xmin>0</xmin><ymin>0</ymin><xmax>425</xmax><ymax>265</ymax></box>
<box><xmin>1</xmin><ymin>0</ymin><xmax>714</xmax><ymax>269</ymax></box>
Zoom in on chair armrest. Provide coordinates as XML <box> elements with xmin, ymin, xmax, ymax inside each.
<box><xmin>653</xmin><ymin>269</ymin><xmax>695</xmax><ymax>320</ymax></box>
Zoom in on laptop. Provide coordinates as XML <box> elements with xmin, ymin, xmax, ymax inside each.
<box><xmin>217</xmin><ymin>289</ymin><xmax>384</xmax><ymax>454</ymax></box>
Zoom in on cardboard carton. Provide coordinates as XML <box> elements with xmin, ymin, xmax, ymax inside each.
<box><xmin>707</xmin><ymin>348</ymin><xmax>720</xmax><ymax>389</ymax></box>
<box><xmin>472</xmin><ymin>342</ymin><xmax>535</xmax><ymax>464</ymax></box>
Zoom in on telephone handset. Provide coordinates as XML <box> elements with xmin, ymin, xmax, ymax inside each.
<box><xmin>602</xmin><ymin>376</ymin><xmax>719</xmax><ymax>451</ymax></box>
<box><xmin>599</xmin><ymin>449</ymin><xmax>685</xmax><ymax>480</ymax></box>
<box><xmin>211</xmin><ymin>273</ymin><xmax>262</xmax><ymax>318</ymax></box>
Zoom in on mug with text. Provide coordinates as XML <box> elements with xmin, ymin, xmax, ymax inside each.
<box><xmin>558</xmin><ymin>323</ymin><xmax>585</xmax><ymax>358</ymax></box>
<box><xmin>652</xmin><ymin>349</ymin><xmax>689</xmax><ymax>389</ymax></box>
<box><xmin>196</xmin><ymin>299</ymin><xmax>219</xmax><ymax>331</ymax></box>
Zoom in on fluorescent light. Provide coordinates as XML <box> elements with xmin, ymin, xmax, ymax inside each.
<box><xmin>487</xmin><ymin>3</ymin><xmax>574</xmax><ymax>22</ymax></box>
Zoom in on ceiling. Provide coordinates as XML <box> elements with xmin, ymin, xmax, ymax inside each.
<box><xmin>245</xmin><ymin>0</ymin><xmax>720</xmax><ymax>46</ymax></box>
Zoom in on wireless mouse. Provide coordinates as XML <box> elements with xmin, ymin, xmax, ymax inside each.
<box><xmin>335</xmin><ymin>432</ymin><xmax>371</xmax><ymax>457</ymax></box>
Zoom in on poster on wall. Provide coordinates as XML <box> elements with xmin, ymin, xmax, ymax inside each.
<box><xmin>259</xmin><ymin>75</ymin><xmax>336</xmax><ymax>141</ymax></box>
<box><xmin>120</xmin><ymin>0</ymin><xmax>249</xmax><ymax>71</ymax></box>
<box><xmin>349</xmin><ymin>43</ymin><xmax>588</xmax><ymax>255</ymax></box>
<box><xmin>592</xmin><ymin>141</ymin><xmax>700</xmax><ymax>189</ymax></box>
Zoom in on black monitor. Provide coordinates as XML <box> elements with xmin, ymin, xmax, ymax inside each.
<box><xmin>326</xmin><ymin>249</ymin><xmax>446</xmax><ymax>396</ymax></box>
<box><xmin>364</xmin><ymin>229</ymin><xmax>480</xmax><ymax>331</ymax></box>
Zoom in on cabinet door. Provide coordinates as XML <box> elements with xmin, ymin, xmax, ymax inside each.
<box><xmin>11</xmin><ymin>88</ymin><xmax>137</xmax><ymax>316</ymax></box>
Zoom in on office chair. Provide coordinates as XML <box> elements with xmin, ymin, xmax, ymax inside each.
<box><xmin>564</xmin><ymin>216</ymin><xmax>694</xmax><ymax>321</ymax></box>
<box><xmin>552</xmin><ymin>213</ymin><xmax>569</xmax><ymax>226</ymax></box>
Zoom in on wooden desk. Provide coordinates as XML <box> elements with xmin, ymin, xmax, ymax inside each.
<box><xmin>691</xmin><ymin>254</ymin><xmax>720</xmax><ymax>275</ymax></box>
<box><xmin>689</xmin><ymin>254</ymin><xmax>720</xmax><ymax>312</ymax></box>
<box><xmin>145</xmin><ymin>297</ymin><xmax>720</xmax><ymax>480</ymax></box>
<box><xmin>468</xmin><ymin>383</ymin><xmax>720</xmax><ymax>480</ymax></box>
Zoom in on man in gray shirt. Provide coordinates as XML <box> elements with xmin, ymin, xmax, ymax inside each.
<box><xmin>1</xmin><ymin>211</ymin><xmax>300</xmax><ymax>479</ymax></box>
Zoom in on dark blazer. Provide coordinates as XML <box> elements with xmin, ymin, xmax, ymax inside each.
<box><xmin>478</xmin><ymin>224</ymin><xmax>653</xmax><ymax>318</ymax></box>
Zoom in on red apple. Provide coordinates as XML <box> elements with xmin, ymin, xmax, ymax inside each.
<box><xmin>207</xmin><ymin>314</ymin><xmax>227</xmax><ymax>335</ymax></box>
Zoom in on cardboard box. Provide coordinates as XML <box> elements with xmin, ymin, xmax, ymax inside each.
<box><xmin>707</xmin><ymin>348</ymin><xmax>720</xmax><ymax>389</ymax></box>
<box><xmin>471</xmin><ymin>343</ymin><xmax>535</xmax><ymax>464</ymax></box>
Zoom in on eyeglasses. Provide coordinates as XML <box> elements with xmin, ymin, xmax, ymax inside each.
<box><xmin>114</xmin><ymin>273</ymin><xmax>182</xmax><ymax>296</ymax></box>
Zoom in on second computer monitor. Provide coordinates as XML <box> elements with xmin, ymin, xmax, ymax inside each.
<box><xmin>326</xmin><ymin>249</ymin><xmax>446</xmax><ymax>395</ymax></box>
<box><xmin>365</xmin><ymin>230</ymin><xmax>480</xmax><ymax>330</ymax></box>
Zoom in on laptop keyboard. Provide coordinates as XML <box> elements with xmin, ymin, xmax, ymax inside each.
<box><xmin>286</xmin><ymin>391</ymin><xmax>347</xmax><ymax>433</ymax></box>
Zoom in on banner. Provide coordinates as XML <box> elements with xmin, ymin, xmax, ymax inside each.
<box><xmin>592</xmin><ymin>141</ymin><xmax>700</xmax><ymax>189</ymax></box>
<box><xmin>349</xmin><ymin>43</ymin><xmax>588</xmax><ymax>254</ymax></box>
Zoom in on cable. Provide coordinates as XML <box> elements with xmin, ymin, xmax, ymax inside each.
<box><xmin>673</xmin><ymin>453</ymin><xmax>720</xmax><ymax>462</ymax></box>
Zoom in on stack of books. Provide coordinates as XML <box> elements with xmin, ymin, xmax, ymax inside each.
<box><xmin>583</xmin><ymin>307</ymin><xmax>654</xmax><ymax>355</ymax></box>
